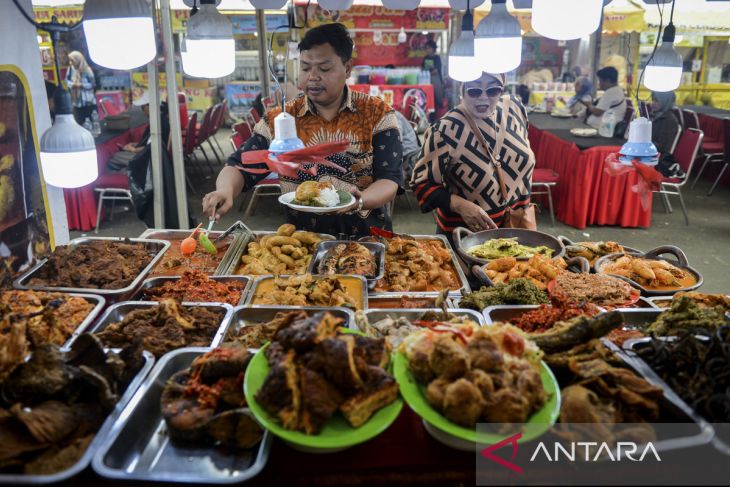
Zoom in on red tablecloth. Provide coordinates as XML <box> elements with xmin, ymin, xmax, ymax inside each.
<box><xmin>63</xmin><ymin>124</ymin><xmax>148</xmax><ymax>231</ymax></box>
<box><xmin>529</xmin><ymin>125</ymin><xmax>652</xmax><ymax>229</ymax></box>
<box><xmin>349</xmin><ymin>84</ymin><xmax>435</xmax><ymax>116</ymax></box>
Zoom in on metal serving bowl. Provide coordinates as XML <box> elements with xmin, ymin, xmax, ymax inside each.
<box><xmin>453</xmin><ymin>227</ymin><xmax>565</xmax><ymax>267</ymax></box>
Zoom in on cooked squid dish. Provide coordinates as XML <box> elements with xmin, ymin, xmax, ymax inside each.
<box><xmin>317</xmin><ymin>242</ymin><xmax>377</xmax><ymax>278</ymax></box>
<box><xmin>564</xmin><ymin>240</ymin><xmax>627</xmax><ymax>264</ymax></box>
<box><xmin>482</xmin><ymin>254</ymin><xmax>567</xmax><ymax>290</ymax></box>
<box><xmin>237</xmin><ymin>224</ymin><xmax>326</xmax><ymax>275</ymax></box>
<box><xmin>401</xmin><ymin>323</ymin><xmax>547</xmax><ymax>427</ymax></box>
<box><xmin>161</xmin><ymin>342</ymin><xmax>263</xmax><ymax>449</ymax></box>
<box><xmin>255</xmin><ymin>311</ymin><xmax>398</xmax><ymax>434</ymax></box>
<box><xmin>601</xmin><ymin>255</ymin><xmax>695</xmax><ymax>290</ymax></box>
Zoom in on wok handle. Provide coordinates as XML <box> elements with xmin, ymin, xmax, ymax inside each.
<box><xmin>557</xmin><ymin>235</ymin><xmax>574</xmax><ymax>247</ymax></box>
<box><xmin>643</xmin><ymin>245</ymin><xmax>689</xmax><ymax>268</ymax></box>
<box><xmin>453</xmin><ymin>226</ymin><xmax>473</xmax><ymax>262</ymax></box>
<box><xmin>565</xmin><ymin>256</ymin><xmax>590</xmax><ymax>274</ymax></box>
<box><xmin>471</xmin><ymin>265</ymin><xmax>495</xmax><ymax>287</ymax></box>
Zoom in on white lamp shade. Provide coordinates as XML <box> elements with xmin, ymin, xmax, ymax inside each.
<box><xmin>448</xmin><ymin>0</ymin><xmax>485</xmax><ymax>9</ymax></box>
<box><xmin>40</xmin><ymin>114</ymin><xmax>98</xmax><ymax>188</ymax></box>
<box><xmin>183</xmin><ymin>2</ymin><xmax>235</xmax><ymax>78</ymax></box>
<box><xmin>532</xmin><ymin>0</ymin><xmax>603</xmax><ymax>40</ymax></box>
<box><xmin>83</xmin><ymin>0</ymin><xmax>156</xmax><ymax>70</ymax></box>
<box><xmin>382</xmin><ymin>0</ymin><xmax>420</xmax><ymax>10</ymax></box>
<box><xmin>643</xmin><ymin>41</ymin><xmax>683</xmax><ymax>92</ymax></box>
<box><xmin>475</xmin><ymin>36</ymin><xmax>522</xmax><ymax>74</ymax></box>
<box><xmin>448</xmin><ymin>31</ymin><xmax>481</xmax><ymax>82</ymax></box>
<box><xmin>250</xmin><ymin>0</ymin><xmax>287</xmax><ymax>8</ymax></box>
<box><xmin>318</xmin><ymin>0</ymin><xmax>354</xmax><ymax>9</ymax></box>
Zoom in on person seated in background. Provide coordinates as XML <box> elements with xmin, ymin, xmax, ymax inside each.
<box><xmin>651</xmin><ymin>91</ymin><xmax>684</xmax><ymax>179</ymax></box>
<box><xmin>392</xmin><ymin>109</ymin><xmax>421</xmax><ymax>182</ymax></box>
<box><xmin>585</xmin><ymin>66</ymin><xmax>626</xmax><ymax>129</ymax></box>
<box><xmin>559</xmin><ymin>76</ymin><xmax>594</xmax><ymax>119</ymax></box>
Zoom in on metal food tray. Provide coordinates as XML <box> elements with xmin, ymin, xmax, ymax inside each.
<box><xmin>138</xmin><ymin>225</ymin><xmax>250</xmax><ymax>277</ymax></box>
<box><xmin>483</xmin><ymin>304</ymin><xmax>608</xmax><ymax>325</ymax></box>
<box><xmin>92</xmin><ymin>347</ymin><xmax>271</xmax><ymax>484</ymax></box>
<box><xmin>366</xmin><ymin>234</ymin><xmax>471</xmax><ymax>298</ymax></box>
<box><xmin>244</xmin><ymin>274</ymin><xmax>369</xmax><ymax>310</ymax></box>
<box><xmin>361</xmin><ymin>308</ymin><xmax>485</xmax><ymax>328</ymax></box>
<box><xmin>223</xmin><ymin>306</ymin><xmax>356</xmax><ymax>347</ymax></box>
<box><xmin>307</xmin><ymin>240</ymin><xmax>386</xmax><ymax>291</ymax></box>
<box><xmin>368</xmin><ymin>293</ymin><xmax>455</xmax><ymax>309</ymax></box>
<box><xmin>68</xmin><ymin>301</ymin><xmax>234</xmax><ymax>352</ymax></box>
<box><xmin>135</xmin><ymin>275</ymin><xmax>252</xmax><ymax>306</ymax></box>
<box><xmin>617</xmin><ymin>337</ymin><xmax>720</xmax><ymax>453</ymax></box>
<box><xmin>59</xmin><ymin>293</ymin><xmax>106</xmax><ymax>350</ymax></box>
<box><xmin>13</xmin><ymin>237</ymin><xmax>170</xmax><ymax>300</ymax></box>
<box><xmin>0</xmin><ymin>349</ymin><xmax>155</xmax><ymax>485</ymax></box>
<box><xmin>230</xmin><ymin>230</ymin><xmax>335</xmax><ymax>276</ymax></box>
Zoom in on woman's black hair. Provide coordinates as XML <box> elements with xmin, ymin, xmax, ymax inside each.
<box><xmin>298</xmin><ymin>23</ymin><xmax>354</xmax><ymax>64</ymax></box>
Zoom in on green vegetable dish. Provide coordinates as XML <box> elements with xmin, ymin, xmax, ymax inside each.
<box><xmin>467</xmin><ymin>238</ymin><xmax>554</xmax><ymax>260</ymax></box>
<box><xmin>459</xmin><ymin>278</ymin><xmax>548</xmax><ymax>311</ymax></box>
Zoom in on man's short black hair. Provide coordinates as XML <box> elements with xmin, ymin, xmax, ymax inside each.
<box><xmin>596</xmin><ymin>66</ymin><xmax>618</xmax><ymax>84</ymax></box>
<box><xmin>425</xmin><ymin>39</ymin><xmax>437</xmax><ymax>51</ymax></box>
<box><xmin>298</xmin><ymin>23</ymin><xmax>353</xmax><ymax>64</ymax></box>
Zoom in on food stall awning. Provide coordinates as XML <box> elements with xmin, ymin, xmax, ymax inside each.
<box><xmin>643</xmin><ymin>0</ymin><xmax>730</xmax><ymax>33</ymax></box>
<box><xmin>474</xmin><ymin>0</ymin><xmax>646</xmax><ymax>35</ymax></box>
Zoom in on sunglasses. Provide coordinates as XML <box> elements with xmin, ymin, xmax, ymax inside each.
<box><xmin>465</xmin><ymin>86</ymin><xmax>504</xmax><ymax>98</ymax></box>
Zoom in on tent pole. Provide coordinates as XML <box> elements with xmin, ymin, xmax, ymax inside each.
<box><xmin>591</xmin><ymin>12</ymin><xmax>604</xmax><ymax>76</ymax></box>
<box><xmin>148</xmin><ymin>0</ymin><xmax>164</xmax><ymax>228</ymax></box>
<box><xmin>256</xmin><ymin>9</ymin><xmax>271</xmax><ymax>99</ymax></box>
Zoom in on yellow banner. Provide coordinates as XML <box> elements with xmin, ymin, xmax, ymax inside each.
<box><xmin>33</xmin><ymin>7</ymin><xmax>83</xmax><ymax>25</ymax></box>
<box><xmin>131</xmin><ymin>72</ymin><xmax>184</xmax><ymax>90</ymax></box>
<box><xmin>474</xmin><ymin>9</ymin><xmax>645</xmax><ymax>34</ymax></box>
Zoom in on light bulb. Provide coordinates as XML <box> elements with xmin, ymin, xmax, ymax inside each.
<box><xmin>475</xmin><ymin>0</ymin><xmax>522</xmax><ymax>74</ymax></box>
<box><xmin>382</xmin><ymin>0</ymin><xmax>421</xmax><ymax>9</ymax></box>
<box><xmin>250</xmin><ymin>0</ymin><xmax>288</xmax><ymax>8</ymax></box>
<box><xmin>182</xmin><ymin>0</ymin><xmax>235</xmax><ymax>78</ymax></box>
<box><xmin>644</xmin><ymin>23</ymin><xmax>683</xmax><ymax>92</ymax></box>
<box><xmin>532</xmin><ymin>0</ymin><xmax>603</xmax><ymax>40</ymax></box>
<box><xmin>318</xmin><ymin>0</ymin><xmax>354</xmax><ymax>10</ymax></box>
<box><xmin>83</xmin><ymin>0</ymin><xmax>156</xmax><ymax>70</ymax></box>
<box><xmin>448</xmin><ymin>10</ymin><xmax>481</xmax><ymax>82</ymax></box>
<box><xmin>398</xmin><ymin>27</ymin><xmax>407</xmax><ymax>44</ymax></box>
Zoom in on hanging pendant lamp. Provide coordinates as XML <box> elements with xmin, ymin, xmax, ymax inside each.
<box><xmin>532</xmin><ymin>0</ymin><xmax>604</xmax><ymax>40</ymax></box>
<box><xmin>448</xmin><ymin>9</ymin><xmax>481</xmax><ymax>82</ymax></box>
<box><xmin>475</xmin><ymin>0</ymin><xmax>522</xmax><ymax>74</ymax></box>
<box><xmin>182</xmin><ymin>0</ymin><xmax>235</xmax><ymax>78</ymax></box>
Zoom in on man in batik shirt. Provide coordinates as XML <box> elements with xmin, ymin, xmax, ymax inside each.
<box><xmin>203</xmin><ymin>23</ymin><xmax>403</xmax><ymax>237</ymax></box>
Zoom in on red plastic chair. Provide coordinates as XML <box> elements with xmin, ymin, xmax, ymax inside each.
<box><xmin>249</xmin><ymin>106</ymin><xmax>261</xmax><ymax>123</ymax></box>
<box><xmin>195</xmin><ymin>106</ymin><xmax>216</xmax><ymax>171</ymax></box>
<box><xmin>654</xmin><ymin>128</ymin><xmax>704</xmax><ymax>225</ymax></box>
<box><xmin>177</xmin><ymin>92</ymin><xmax>188</xmax><ymax>134</ymax></box>
<box><xmin>707</xmin><ymin>118</ymin><xmax>730</xmax><ymax>196</ymax></box>
<box><xmin>230</xmin><ymin>132</ymin><xmax>246</xmax><ymax>151</ymax></box>
<box><xmin>232</xmin><ymin>121</ymin><xmax>253</xmax><ymax>140</ymax></box>
<box><xmin>531</xmin><ymin>168</ymin><xmax>559</xmax><ymax>226</ymax></box>
<box><xmin>672</xmin><ymin>107</ymin><xmax>684</xmax><ymax>129</ymax></box>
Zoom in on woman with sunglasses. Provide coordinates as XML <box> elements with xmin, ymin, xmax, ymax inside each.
<box><xmin>410</xmin><ymin>72</ymin><xmax>536</xmax><ymax>242</ymax></box>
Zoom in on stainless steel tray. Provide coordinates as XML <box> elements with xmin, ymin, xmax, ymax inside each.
<box><xmin>616</xmin><ymin>337</ymin><xmax>719</xmax><ymax>453</ymax></box>
<box><xmin>482</xmin><ymin>304</ymin><xmax>609</xmax><ymax>325</ymax></box>
<box><xmin>361</xmin><ymin>308</ymin><xmax>485</xmax><ymax>327</ymax></box>
<box><xmin>368</xmin><ymin>293</ymin><xmax>454</xmax><ymax>309</ymax></box>
<box><xmin>13</xmin><ymin>237</ymin><xmax>170</xmax><ymax>300</ymax></box>
<box><xmin>135</xmin><ymin>275</ymin><xmax>252</xmax><ymax>306</ymax></box>
<box><xmin>307</xmin><ymin>240</ymin><xmax>385</xmax><ymax>291</ymax></box>
<box><xmin>92</xmin><ymin>347</ymin><xmax>271</xmax><ymax>484</ymax></box>
<box><xmin>230</xmin><ymin>230</ymin><xmax>335</xmax><ymax>276</ymax></box>
<box><xmin>223</xmin><ymin>306</ymin><xmax>356</xmax><ymax>348</ymax></box>
<box><xmin>0</xmin><ymin>349</ymin><xmax>155</xmax><ymax>485</ymax></box>
<box><xmin>365</xmin><ymin>234</ymin><xmax>471</xmax><ymax>298</ymax></box>
<box><xmin>646</xmin><ymin>295</ymin><xmax>674</xmax><ymax>308</ymax></box>
<box><xmin>138</xmin><ymin>224</ymin><xmax>250</xmax><ymax>277</ymax></box>
<box><xmin>69</xmin><ymin>301</ymin><xmax>234</xmax><ymax>353</ymax></box>
<box><xmin>60</xmin><ymin>293</ymin><xmax>106</xmax><ymax>349</ymax></box>
<box><xmin>245</xmin><ymin>274</ymin><xmax>368</xmax><ymax>310</ymax></box>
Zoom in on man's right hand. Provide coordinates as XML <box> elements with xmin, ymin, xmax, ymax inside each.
<box><xmin>202</xmin><ymin>190</ymin><xmax>233</xmax><ymax>222</ymax></box>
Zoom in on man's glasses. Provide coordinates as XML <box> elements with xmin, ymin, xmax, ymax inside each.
<box><xmin>466</xmin><ymin>86</ymin><xmax>503</xmax><ymax>98</ymax></box>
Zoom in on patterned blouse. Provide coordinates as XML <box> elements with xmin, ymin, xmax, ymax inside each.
<box><xmin>410</xmin><ymin>96</ymin><xmax>535</xmax><ymax>233</ymax></box>
<box><xmin>228</xmin><ymin>88</ymin><xmax>403</xmax><ymax>237</ymax></box>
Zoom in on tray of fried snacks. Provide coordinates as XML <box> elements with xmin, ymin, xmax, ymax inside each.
<box><xmin>75</xmin><ymin>300</ymin><xmax>233</xmax><ymax>358</ymax></box>
<box><xmin>308</xmin><ymin>241</ymin><xmax>385</xmax><ymax>290</ymax></box>
<box><xmin>92</xmin><ymin>344</ymin><xmax>271</xmax><ymax>484</ymax></box>
<box><xmin>224</xmin><ymin>306</ymin><xmax>355</xmax><ymax>349</ymax></box>
<box><xmin>234</xmin><ymin>224</ymin><xmax>334</xmax><ymax>276</ymax></box>
<box><xmin>558</xmin><ymin>235</ymin><xmax>641</xmax><ymax>266</ymax></box>
<box><xmin>0</xmin><ymin>335</ymin><xmax>154</xmax><ymax>484</ymax></box>
<box><xmin>360</xmin><ymin>233</ymin><xmax>470</xmax><ymax>296</ymax></box>
<box><xmin>243</xmin><ymin>310</ymin><xmax>402</xmax><ymax>453</ymax></box>
<box><xmin>246</xmin><ymin>274</ymin><xmax>367</xmax><ymax>310</ymax></box>
<box><xmin>595</xmin><ymin>245</ymin><xmax>702</xmax><ymax>296</ymax></box>
<box><xmin>543</xmin><ymin>337</ymin><xmax>713</xmax><ymax>455</ymax></box>
<box><xmin>0</xmin><ymin>290</ymin><xmax>104</xmax><ymax>374</ymax></box>
<box><xmin>471</xmin><ymin>254</ymin><xmax>590</xmax><ymax>290</ymax></box>
<box><xmin>355</xmin><ymin>307</ymin><xmax>484</xmax><ymax>348</ymax></box>
<box><xmin>137</xmin><ymin>271</ymin><xmax>251</xmax><ymax>306</ymax></box>
<box><xmin>13</xmin><ymin>237</ymin><xmax>170</xmax><ymax>299</ymax></box>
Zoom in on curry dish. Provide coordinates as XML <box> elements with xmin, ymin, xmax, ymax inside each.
<box><xmin>250</xmin><ymin>274</ymin><xmax>363</xmax><ymax>310</ymax></box>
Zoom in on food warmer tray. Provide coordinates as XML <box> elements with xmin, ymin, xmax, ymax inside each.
<box><xmin>307</xmin><ymin>240</ymin><xmax>386</xmax><ymax>291</ymax></box>
<box><xmin>67</xmin><ymin>301</ymin><xmax>234</xmax><ymax>351</ymax></box>
<box><xmin>367</xmin><ymin>293</ymin><xmax>455</xmax><ymax>309</ymax></box>
<box><xmin>13</xmin><ymin>237</ymin><xmax>170</xmax><ymax>300</ymax></box>
<box><xmin>135</xmin><ymin>275</ymin><xmax>252</xmax><ymax>306</ymax></box>
<box><xmin>362</xmin><ymin>308</ymin><xmax>486</xmax><ymax>327</ymax></box>
<box><xmin>223</xmin><ymin>305</ymin><xmax>356</xmax><ymax>346</ymax></box>
<box><xmin>58</xmin><ymin>293</ymin><xmax>106</xmax><ymax>350</ymax></box>
<box><xmin>244</xmin><ymin>274</ymin><xmax>369</xmax><ymax>310</ymax></box>
<box><xmin>0</xmin><ymin>350</ymin><xmax>155</xmax><ymax>485</ymax></box>
<box><xmin>619</xmin><ymin>337</ymin><xmax>724</xmax><ymax>454</ymax></box>
<box><xmin>365</xmin><ymin>234</ymin><xmax>471</xmax><ymax>299</ymax></box>
<box><xmin>92</xmin><ymin>347</ymin><xmax>271</xmax><ymax>484</ymax></box>
<box><xmin>138</xmin><ymin>224</ymin><xmax>250</xmax><ymax>277</ymax></box>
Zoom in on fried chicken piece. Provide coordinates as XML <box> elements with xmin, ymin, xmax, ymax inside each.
<box><xmin>467</xmin><ymin>369</ymin><xmax>495</xmax><ymax>404</ymax></box>
<box><xmin>428</xmin><ymin>334</ymin><xmax>470</xmax><ymax>379</ymax></box>
<box><xmin>467</xmin><ymin>330</ymin><xmax>504</xmax><ymax>373</ymax></box>
<box><xmin>442</xmin><ymin>378</ymin><xmax>485</xmax><ymax>427</ymax></box>
<box><xmin>481</xmin><ymin>388</ymin><xmax>531</xmax><ymax>424</ymax></box>
<box><xmin>298</xmin><ymin>368</ymin><xmax>343</xmax><ymax>434</ymax></box>
<box><xmin>426</xmin><ymin>376</ymin><xmax>451</xmax><ymax>410</ymax></box>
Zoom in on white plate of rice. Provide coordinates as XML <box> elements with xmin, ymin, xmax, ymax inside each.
<box><xmin>278</xmin><ymin>188</ymin><xmax>354</xmax><ymax>214</ymax></box>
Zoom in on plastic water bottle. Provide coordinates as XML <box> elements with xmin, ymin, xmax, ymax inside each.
<box><xmin>91</xmin><ymin>111</ymin><xmax>101</xmax><ymax>137</ymax></box>
<box><xmin>599</xmin><ymin>110</ymin><xmax>616</xmax><ymax>138</ymax></box>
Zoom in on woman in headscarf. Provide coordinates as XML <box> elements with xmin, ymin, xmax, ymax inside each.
<box><xmin>562</xmin><ymin>76</ymin><xmax>595</xmax><ymax>118</ymax></box>
<box><xmin>65</xmin><ymin>51</ymin><xmax>97</xmax><ymax>125</ymax></box>
<box><xmin>410</xmin><ymin>72</ymin><xmax>536</xmax><ymax>242</ymax></box>
<box><xmin>650</xmin><ymin>91</ymin><xmax>680</xmax><ymax>156</ymax></box>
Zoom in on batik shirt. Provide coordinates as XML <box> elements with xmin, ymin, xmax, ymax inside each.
<box><xmin>228</xmin><ymin>88</ymin><xmax>403</xmax><ymax>238</ymax></box>
<box><xmin>410</xmin><ymin>96</ymin><xmax>535</xmax><ymax>232</ymax></box>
